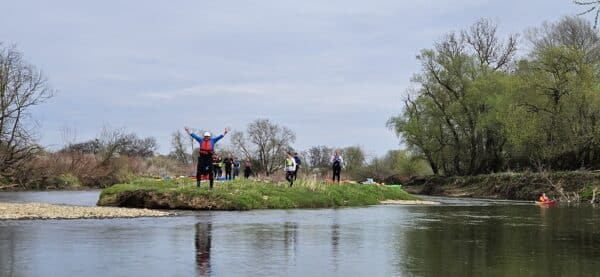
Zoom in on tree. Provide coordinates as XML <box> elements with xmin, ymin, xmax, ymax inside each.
<box><xmin>169</xmin><ymin>130</ymin><xmax>191</xmax><ymax>165</ymax></box>
<box><xmin>527</xmin><ymin>16</ymin><xmax>600</xmax><ymax>64</ymax></box>
<box><xmin>305</xmin><ymin>145</ymin><xmax>333</xmax><ymax>169</ymax></box>
<box><xmin>389</xmin><ymin>18</ymin><xmax>517</xmax><ymax>175</ymax></box>
<box><xmin>510</xmin><ymin>46</ymin><xmax>599</xmax><ymax>169</ymax></box>
<box><xmin>118</xmin><ymin>135</ymin><xmax>157</xmax><ymax>158</ymax></box>
<box><xmin>0</xmin><ymin>44</ymin><xmax>52</xmax><ymax>178</ymax></box>
<box><xmin>575</xmin><ymin>1</ymin><xmax>600</xmax><ymax>28</ymax></box>
<box><xmin>231</xmin><ymin>119</ymin><xmax>296</xmax><ymax>176</ymax></box>
<box><xmin>61</xmin><ymin>127</ymin><xmax>158</xmax><ymax>162</ymax></box>
<box><xmin>341</xmin><ymin>146</ymin><xmax>365</xmax><ymax>173</ymax></box>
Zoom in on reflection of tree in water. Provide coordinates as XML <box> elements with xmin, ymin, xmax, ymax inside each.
<box><xmin>396</xmin><ymin>206</ymin><xmax>600</xmax><ymax>276</ymax></box>
<box><xmin>195</xmin><ymin>223</ymin><xmax>212</xmax><ymax>277</ymax></box>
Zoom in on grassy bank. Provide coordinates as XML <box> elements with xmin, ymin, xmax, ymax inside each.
<box><xmin>98</xmin><ymin>179</ymin><xmax>418</xmax><ymax>210</ymax></box>
<box><xmin>404</xmin><ymin>171</ymin><xmax>600</xmax><ymax>202</ymax></box>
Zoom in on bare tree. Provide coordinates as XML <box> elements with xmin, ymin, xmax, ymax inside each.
<box><xmin>462</xmin><ymin>18</ymin><xmax>518</xmax><ymax>71</ymax></box>
<box><xmin>526</xmin><ymin>16</ymin><xmax>600</xmax><ymax>64</ymax></box>
<box><xmin>230</xmin><ymin>119</ymin><xmax>296</xmax><ymax>176</ymax></box>
<box><xmin>305</xmin><ymin>145</ymin><xmax>333</xmax><ymax>169</ymax></box>
<box><xmin>0</xmin><ymin>44</ymin><xmax>52</xmax><ymax>177</ymax></box>
<box><xmin>575</xmin><ymin>0</ymin><xmax>600</xmax><ymax>28</ymax></box>
<box><xmin>169</xmin><ymin>130</ymin><xmax>191</xmax><ymax>165</ymax></box>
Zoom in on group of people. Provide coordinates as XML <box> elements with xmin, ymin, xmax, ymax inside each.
<box><xmin>282</xmin><ymin>149</ymin><xmax>344</xmax><ymax>186</ymax></box>
<box><xmin>185</xmin><ymin>127</ymin><xmax>346</xmax><ymax>189</ymax></box>
<box><xmin>211</xmin><ymin>155</ymin><xmax>252</xmax><ymax>181</ymax></box>
<box><xmin>184</xmin><ymin>127</ymin><xmax>253</xmax><ymax>189</ymax></box>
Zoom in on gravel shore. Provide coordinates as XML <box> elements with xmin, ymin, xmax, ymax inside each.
<box><xmin>0</xmin><ymin>202</ymin><xmax>171</xmax><ymax>220</ymax></box>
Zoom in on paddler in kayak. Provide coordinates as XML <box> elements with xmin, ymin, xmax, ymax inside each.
<box><xmin>539</xmin><ymin>193</ymin><xmax>551</xmax><ymax>203</ymax></box>
<box><xmin>185</xmin><ymin>127</ymin><xmax>229</xmax><ymax>190</ymax></box>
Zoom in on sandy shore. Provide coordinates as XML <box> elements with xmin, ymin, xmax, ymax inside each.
<box><xmin>0</xmin><ymin>202</ymin><xmax>171</xmax><ymax>220</ymax></box>
<box><xmin>380</xmin><ymin>200</ymin><xmax>441</xmax><ymax>205</ymax></box>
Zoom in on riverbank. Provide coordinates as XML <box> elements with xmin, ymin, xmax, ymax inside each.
<box><xmin>98</xmin><ymin>179</ymin><xmax>419</xmax><ymax>210</ymax></box>
<box><xmin>0</xmin><ymin>202</ymin><xmax>171</xmax><ymax>220</ymax></box>
<box><xmin>403</xmin><ymin>171</ymin><xmax>600</xmax><ymax>202</ymax></box>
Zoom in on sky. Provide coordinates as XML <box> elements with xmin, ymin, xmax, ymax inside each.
<box><xmin>0</xmin><ymin>0</ymin><xmax>581</xmax><ymax>158</ymax></box>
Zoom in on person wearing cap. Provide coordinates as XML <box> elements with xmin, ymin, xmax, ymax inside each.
<box><xmin>185</xmin><ymin>127</ymin><xmax>229</xmax><ymax>189</ymax></box>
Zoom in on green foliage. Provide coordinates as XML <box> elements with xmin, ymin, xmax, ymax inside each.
<box><xmin>389</xmin><ymin>17</ymin><xmax>600</xmax><ymax>175</ymax></box>
<box><xmin>55</xmin><ymin>173</ymin><xmax>81</xmax><ymax>189</ymax></box>
<box><xmin>98</xmin><ymin>178</ymin><xmax>418</xmax><ymax>210</ymax></box>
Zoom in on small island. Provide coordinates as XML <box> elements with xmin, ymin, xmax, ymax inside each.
<box><xmin>97</xmin><ymin>179</ymin><xmax>420</xmax><ymax>211</ymax></box>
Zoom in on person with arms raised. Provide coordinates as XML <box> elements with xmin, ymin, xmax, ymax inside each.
<box><xmin>185</xmin><ymin>127</ymin><xmax>229</xmax><ymax>190</ymax></box>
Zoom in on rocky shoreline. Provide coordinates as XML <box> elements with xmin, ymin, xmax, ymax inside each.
<box><xmin>0</xmin><ymin>202</ymin><xmax>171</xmax><ymax>220</ymax></box>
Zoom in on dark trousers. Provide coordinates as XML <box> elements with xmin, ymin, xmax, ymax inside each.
<box><xmin>197</xmin><ymin>155</ymin><xmax>214</xmax><ymax>189</ymax></box>
<box><xmin>286</xmin><ymin>171</ymin><xmax>295</xmax><ymax>187</ymax></box>
<box><xmin>225</xmin><ymin>168</ymin><xmax>232</xmax><ymax>180</ymax></box>
<box><xmin>233</xmin><ymin>168</ymin><xmax>239</xmax><ymax>179</ymax></box>
<box><xmin>244</xmin><ymin>168</ymin><xmax>252</xmax><ymax>178</ymax></box>
<box><xmin>293</xmin><ymin>165</ymin><xmax>299</xmax><ymax>180</ymax></box>
<box><xmin>332</xmin><ymin>166</ymin><xmax>341</xmax><ymax>183</ymax></box>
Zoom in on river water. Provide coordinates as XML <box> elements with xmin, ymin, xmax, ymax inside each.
<box><xmin>0</xmin><ymin>191</ymin><xmax>598</xmax><ymax>276</ymax></box>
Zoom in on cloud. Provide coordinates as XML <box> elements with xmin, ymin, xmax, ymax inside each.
<box><xmin>1</xmin><ymin>0</ymin><xmax>577</xmax><ymax>156</ymax></box>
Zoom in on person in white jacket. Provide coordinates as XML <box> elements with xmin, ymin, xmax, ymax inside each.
<box><xmin>284</xmin><ymin>152</ymin><xmax>297</xmax><ymax>187</ymax></box>
<box><xmin>331</xmin><ymin>150</ymin><xmax>344</xmax><ymax>183</ymax></box>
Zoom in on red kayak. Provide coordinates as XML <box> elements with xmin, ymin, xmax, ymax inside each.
<box><xmin>535</xmin><ymin>200</ymin><xmax>557</xmax><ymax>206</ymax></box>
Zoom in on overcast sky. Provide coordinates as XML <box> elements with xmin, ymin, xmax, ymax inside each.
<box><xmin>1</xmin><ymin>0</ymin><xmax>580</xmax><ymax>158</ymax></box>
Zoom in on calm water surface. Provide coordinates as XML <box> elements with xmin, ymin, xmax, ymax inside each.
<box><xmin>0</xmin><ymin>191</ymin><xmax>598</xmax><ymax>276</ymax></box>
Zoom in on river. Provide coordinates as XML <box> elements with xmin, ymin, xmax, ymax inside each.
<box><xmin>0</xmin><ymin>191</ymin><xmax>598</xmax><ymax>276</ymax></box>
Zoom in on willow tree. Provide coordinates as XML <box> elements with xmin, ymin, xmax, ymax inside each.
<box><xmin>509</xmin><ymin>46</ymin><xmax>600</xmax><ymax>169</ymax></box>
<box><xmin>389</xmin><ymin>19</ymin><xmax>517</xmax><ymax>175</ymax></box>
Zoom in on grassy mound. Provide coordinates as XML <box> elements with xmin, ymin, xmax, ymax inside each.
<box><xmin>97</xmin><ymin>178</ymin><xmax>418</xmax><ymax>210</ymax></box>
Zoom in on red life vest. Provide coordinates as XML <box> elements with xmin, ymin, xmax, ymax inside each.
<box><xmin>199</xmin><ymin>139</ymin><xmax>213</xmax><ymax>155</ymax></box>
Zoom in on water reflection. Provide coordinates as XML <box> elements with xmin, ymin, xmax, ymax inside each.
<box><xmin>195</xmin><ymin>223</ymin><xmax>212</xmax><ymax>276</ymax></box>
<box><xmin>1</xmin><ymin>195</ymin><xmax>599</xmax><ymax>277</ymax></box>
<box><xmin>398</xmin><ymin>205</ymin><xmax>600</xmax><ymax>276</ymax></box>
<box><xmin>283</xmin><ymin>222</ymin><xmax>298</xmax><ymax>264</ymax></box>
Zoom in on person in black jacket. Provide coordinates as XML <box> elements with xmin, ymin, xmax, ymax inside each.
<box><xmin>293</xmin><ymin>152</ymin><xmax>302</xmax><ymax>180</ymax></box>
<box><xmin>244</xmin><ymin>159</ymin><xmax>253</xmax><ymax>179</ymax></box>
<box><xmin>223</xmin><ymin>154</ymin><xmax>234</xmax><ymax>180</ymax></box>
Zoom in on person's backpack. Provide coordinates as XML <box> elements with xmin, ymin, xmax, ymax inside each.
<box><xmin>333</xmin><ymin>159</ymin><xmax>341</xmax><ymax>169</ymax></box>
<box><xmin>294</xmin><ymin>156</ymin><xmax>301</xmax><ymax>165</ymax></box>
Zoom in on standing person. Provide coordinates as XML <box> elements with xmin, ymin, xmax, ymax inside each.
<box><xmin>293</xmin><ymin>152</ymin><xmax>302</xmax><ymax>181</ymax></box>
<box><xmin>213</xmin><ymin>155</ymin><xmax>223</xmax><ymax>179</ymax></box>
<box><xmin>223</xmin><ymin>154</ymin><xmax>234</xmax><ymax>180</ymax></box>
<box><xmin>331</xmin><ymin>150</ymin><xmax>344</xmax><ymax>183</ymax></box>
<box><xmin>185</xmin><ymin>127</ymin><xmax>229</xmax><ymax>190</ymax></box>
<box><xmin>284</xmin><ymin>152</ymin><xmax>297</xmax><ymax>187</ymax></box>
<box><xmin>244</xmin><ymin>159</ymin><xmax>253</xmax><ymax>179</ymax></box>
<box><xmin>233</xmin><ymin>158</ymin><xmax>241</xmax><ymax>179</ymax></box>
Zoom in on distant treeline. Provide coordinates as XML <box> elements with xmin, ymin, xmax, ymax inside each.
<box><xmin>388</xmin><ymin>17</ymin><xmax>600</xmax><ymax>176</ymax></box>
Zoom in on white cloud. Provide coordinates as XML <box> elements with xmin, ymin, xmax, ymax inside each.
<box><xmin>1</xmin><ymin>0</ymin><xmax>577</xmax><ymax>155</ymax></box>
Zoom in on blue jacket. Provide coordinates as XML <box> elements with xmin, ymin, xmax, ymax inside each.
<box><xmin>190</xmin><ymin>133</ymin><xmax>224</xmax><ymax>150</ymax></box>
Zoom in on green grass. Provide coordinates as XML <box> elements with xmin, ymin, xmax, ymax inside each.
<box><xmin>98</xmin><ymin>178</ymin><xmax>419</xmax><ymax>210</ymax></box>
